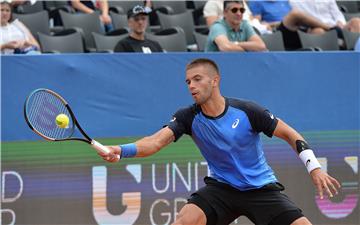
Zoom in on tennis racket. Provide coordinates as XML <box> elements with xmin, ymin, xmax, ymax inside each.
<box><xmin>24</xmin><ymin>88</ymin><xmax>118</xmax><ymax>158</ymax></box>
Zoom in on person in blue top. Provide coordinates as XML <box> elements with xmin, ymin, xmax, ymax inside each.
<box><xmin>248</xmin><ymin>0</ymin><xmax>333</xmax><ymax>50</ymax></box>
<box><xmin>96</xmin><ymin>58</ymin><xmax>340</xmax><ymax>225</ymax></box>
<box><xmin>205</xmin><ymin>1</ymin><xmax>267</xmax><ymax>52</ymax></box>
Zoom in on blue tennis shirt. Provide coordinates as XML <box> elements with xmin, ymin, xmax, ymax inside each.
<box><xmin>167</xmin><ymin>97</ymin><xmax>278</xmax><ymax>191</ymax></box>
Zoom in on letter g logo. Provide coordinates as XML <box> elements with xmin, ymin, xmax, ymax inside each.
<box><xmin>92</xmin><ymin>165</ymin><xmax>142</xmax><ymax>225</ymax></box>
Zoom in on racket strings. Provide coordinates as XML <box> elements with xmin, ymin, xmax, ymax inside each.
<box><xmin>26</xmin><ymin>90</ymin><xmax>74</xmax><ymax>140</ymax></box>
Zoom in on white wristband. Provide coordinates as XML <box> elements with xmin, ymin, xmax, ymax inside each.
<box><xmin>299</xmin><ymin>149</ymin><xmax>321</xmax><ymax>173</ymax></box>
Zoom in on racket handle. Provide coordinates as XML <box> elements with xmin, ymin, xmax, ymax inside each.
<box><xmin>91</xmin><ymin>140</ymin><xmax>120</xmax><ymax>159</ymax></box>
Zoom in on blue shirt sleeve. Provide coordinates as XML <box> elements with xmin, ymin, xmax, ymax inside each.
<box><xmin>248</xmin><ymin>1</ymin><xmax>263</xmax><ymax>17</ymax></box>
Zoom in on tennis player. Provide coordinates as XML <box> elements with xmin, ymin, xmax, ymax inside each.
<box><xmin>96</xmin><ymin>58</ymin><xmax>340</xmax><ymax>225</ymax></box>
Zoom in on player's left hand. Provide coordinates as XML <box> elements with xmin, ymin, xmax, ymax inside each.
<box><xmin>310</xmin><ymin>168</ymin><xmax>341</xmax><ymax>199</ymax></box>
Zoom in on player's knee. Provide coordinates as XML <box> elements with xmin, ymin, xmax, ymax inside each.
<box><xmin>172</xmin><ymin>212</ymin><xmax>206</xmax><ymax>225</ymax></box>
<box><xmin>172</xmin><ymin>203</ymin><xmax>207</xmax><ymax>225</ymax></box>
<box><xmin>290</xmin><ymin>216</ymin><xmax>312</xmax><ymax>225</ymax></box>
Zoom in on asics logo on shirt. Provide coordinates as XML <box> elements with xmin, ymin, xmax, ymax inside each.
<box><xmin>170</xmin><ymin>117</ymin><xmax>176</xmax><ymax>122</ymax></box>
<box><xmin>232</xmin><ymin>119</ymin><xmax>240</xmax><ymax>128</ymax></box>
<box><xmin>268</xmin><ymin>112</ymin><xmax>274</xmax><ymax>119</ymax></box>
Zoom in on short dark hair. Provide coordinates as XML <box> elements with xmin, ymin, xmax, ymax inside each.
<box><xmin>186</xmin><ymin>58</ymin><xmax>220</xmax><ymax>74</ymax></box>
<box><xmin>223</xmin><ymin>1</ymin><xmax>243</xmax><ymax>10</ymax></box>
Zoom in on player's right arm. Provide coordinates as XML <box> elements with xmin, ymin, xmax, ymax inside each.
<box><xmin>97</xmin><ymin>127</ymin><xmax>175</xmax><ymax>162</ymax></box>
<box><xmin>97</xmin><ymin>106</ymin><xmax>193</xmax><ymax>162</ymax></box>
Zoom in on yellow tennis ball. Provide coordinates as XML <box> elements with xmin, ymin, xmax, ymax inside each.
<box><xmin>55</xmin><ymin>114</ymin><xmax>69</xmax><ymax>128</ymax></box>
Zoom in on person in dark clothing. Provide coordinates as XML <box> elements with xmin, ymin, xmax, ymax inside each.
<box><xmin>114</xmin><ymin>5</ymin><xmax>163</xmax><ymax>53</ymax></box>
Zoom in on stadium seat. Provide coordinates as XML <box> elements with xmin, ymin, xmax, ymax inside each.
<box><xmin>344</xmin><ymin>12</ymin><xmax>360</xmax><ymax>21</ymax></box>
<box><xmin>92</xmin><ymin>32</ymin><xmax>127</xmax><ymax>52</ymax></box>
<box><xmin>336</xmin><ymin>1</ymin><xmax>360</xmax><ymax>13</ymax></box>
<box><xmin>13</xmin><ymin>11</ymin><xmax>50</xmax><ymax>40</ymax></box>
<box><xmin>156</xmin><ymin>11</ymin><xmax>196</xmax><ymax>45</ymax></box>
<box><xmin>44</xmin><ymin>1</ymin><xmax>75</xmax><ymax>26</ymax></box>
<box><xmin>38</xmin><ymin>32</ymin><xmax>85</xmax><ymax>53</ymax></box>
<box><xmin>342</xmin><ymin>29</ymin><xmax>360</xmax><ymax>50</ymax></box>
<box><xmin>108</xmin><ymin>1</ymin><xmax>144</xmax><ymax>14</ymax></box>
<box><xmin>13</xmin><ymin>1</ymin><xmax>44</xmax><ymax>14</ymax></box>
<box><xmin>146</xmin><ymin>28</ymin><xmax>187</xmax><ymax>52</ymax></box>
<box><xmin>106</xmin><ymin>28</ymin><xmax>129</xmax><ymax>36</ymax></box>
<box><xmin>193</xmin><ymin>1</ymin><xmax>207</xmax><ymax>10</ymax></box>
<box><xmin>152</xmin><ymin>1</ymin><xmax>187</xmax><ymax>14</ymax></box>
<box><xmin>193</xmin><ymin>1</ymin><xmax>207</xmax><ymax>26</ymax></box>
<box><xmin>110</xmin><ymin>12</ymin><xmax>153</xmax><ymax>33</ymax></box>
<box><xmin>59</xmin><ymin>11</ymin><xmax>103</xmax><ymax>50</ymax></box>
<box><xmin>298</xmin><ymin>30</ymin><xmax>339</xmax><ymax>51</ymax></box>
<box><xmin>260</xmin><ymin>32</ymin><xmax>286</xmax><ymax>51</ymax></box>
<box><xmin>110</xmin><ymin>12</ymin><xmax>128</xmax><ymax>29</ymax></box>
<box><xmin>193</xmin><ymin>31</ymin><xmax>208</xmax><ymax>51</ymax></box>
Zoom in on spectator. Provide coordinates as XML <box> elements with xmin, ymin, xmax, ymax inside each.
<box><xmin>203</xmin><ymin>0</ymin><xmax>271</xmax><ymax>34</ymax></box>
<box><xmin>248</xmin><ymin>0</ymin><xmax>333</xmax><ymax>50</ymax></box>
<box><xmin>70</xmin><ymin>0</ymin><xmax>113</xmax><ymax>32</ymax></box>
<box><xmin>114</xmin><ymin>5</ymin><xmax>163</xmax><ymax>53</ymax></box>
<box><xmin>290</xmin><ymin>0</ymin><xmax>360</xmax><ymax>34</ymax></box>
<box><xmin>0</xmin><ymin>1</ymin><xmax>40</xmax><ymax>54</ymax></box>
<box><xmin>205</xmin><ymin>1</ymin><xmax>267</xmax><ymax>52</ymax></box>
<box><xmin>203</xmin><ymin>0</ymin><xmax>225</xmax><ymax>26</ymax></box>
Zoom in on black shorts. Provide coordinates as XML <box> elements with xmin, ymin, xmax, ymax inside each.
<box><xmin>187</xmin><ymin>177</ymin><xmax>304</xmax><ymax>225</ymax></box>
<box><xmin>277</xmin><ymin>22</ymin><xmax>302</xmax><ymax>50</ymax></box>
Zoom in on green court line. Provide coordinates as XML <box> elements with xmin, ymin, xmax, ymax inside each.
<box><xmin>2</xmin><ymin>130</ymin><xmax>359</xmax><ymax>167</ymax></box>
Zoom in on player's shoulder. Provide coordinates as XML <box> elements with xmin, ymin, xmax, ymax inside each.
<box><xmin>227</xmin><ymin>97</ymin><xmax>264</xmax><ymax>112</ymax></box>
<box><xmin>171</xmin><ymin>104</ymin><xmax>199</xmax><ymax>125</ymax></box>
<box><xmin>174</xmin><ymin>104</ymin><xmax>200</xmax><ymax>117</ymax></box>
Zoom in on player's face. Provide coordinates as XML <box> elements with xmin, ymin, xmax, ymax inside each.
<box><xmin>185</xmin><ymin>66</ymin><xmax>216</xmax><ymax>105</ymax></box>
<box><xmin>128</xmin><ymin>15</ymin><xmax>148</xmax><ymax>35</ymax></box>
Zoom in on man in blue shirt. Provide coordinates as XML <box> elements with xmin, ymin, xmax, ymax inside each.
<box><xmin>249</xmin><ymin>0</ymin><xmax>333</xmax><ymax>50</ymax></box>
<box><xmin>205</xmin><ymin>1</ymin><xmax>266</xmax><ymax>52</ymax></box>
<box><xmin>96</xmin><ymin>58</ymin><xmax>340</xmax><ymax>225</ymax></box>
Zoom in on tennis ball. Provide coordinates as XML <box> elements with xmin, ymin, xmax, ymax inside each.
<box><xmin>55</xmin><ymin>114</ymin><xmax>69</xmax><ymax>128</ymax></box>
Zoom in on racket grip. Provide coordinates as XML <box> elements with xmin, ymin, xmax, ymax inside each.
<box><xmin>91</xmin><ymin>140</ymin><xmax>120</xmax><ymax>159</ymax></box>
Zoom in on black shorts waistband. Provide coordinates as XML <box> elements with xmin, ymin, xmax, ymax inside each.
<box><xmin>204</xmin><ymin>176</ymin><xmax>285</xmax><ymax>192</ymax></box>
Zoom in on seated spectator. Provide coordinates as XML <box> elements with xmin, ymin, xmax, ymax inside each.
<box><xmin>290</xmin><ymin>0</ymin><xmax>360</xmax><ymax>33</ymax></box>
<box><xmin>203</xmin><ymin>0</ymin><xmax>271</xmax><ymax>34</ymax></box>
<box><xmin>70</xmin><ymin>0</ymin><xmax>113</xmax><ymax>32</ymax></box>
<box><xmin>114</xmin><ymin>5</ymin><xmax>163</xmax><ymax>53</ymax></box>
<box><xmin>248</xmin><ymin>0</ymin><xmax>333</xmax><ymax>50</ymax></box>
<box><xmin>205</xmin><ymin>1</ymin><xmax>267</xmax><ymax>52</ymax></box>
<box><xmin>0</xmin><ymin>1</ymin><xmax>40</xmax><ymax>54</ymax></box>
